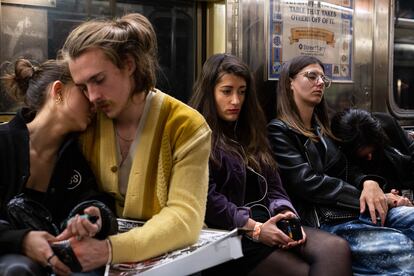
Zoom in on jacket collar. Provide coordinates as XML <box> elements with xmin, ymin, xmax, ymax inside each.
<box><xmin>9</xmin><ymin>108</ymin><xmax>78</xmax><ymax>157</ymax></box>
<box><xmin>8</xmin><ymin>108</ymin><xmax>35</xmax><ymax>130</ymax></box>
<box><xmin>272</xmin><ymin>117</ymin><xmax>321</xmax><ymax>137</ymax></box>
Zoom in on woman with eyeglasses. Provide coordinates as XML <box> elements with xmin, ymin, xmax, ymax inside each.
<box><xmin>190</xmin><ymin>53</ymin><xmax>352</xmax><ymax>276</ymax></box>
<box><xmin>268</xmin><ymin>55</ymin><xmax>414</xmax><ymax>274</ymax></box>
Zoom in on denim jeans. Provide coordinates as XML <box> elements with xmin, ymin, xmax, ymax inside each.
<box><xmin>321</xmin><ymin>206</ymin><xmax>414</xmax><ymax>276</ymax></box>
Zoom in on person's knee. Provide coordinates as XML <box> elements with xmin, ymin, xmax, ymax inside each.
<box><xmin>304</xmin><ymin>227</ymin><xmax>351</xmax><ymax>256</ymax></box>
<box><xmin>331</xmin><ymin>237</ymin><xmax>351</xmax><ymax>258</ymax></box>
<box><xmin>316</xmin><ymin>234</ymin><xmax>351</xmax><ymax>258</ymax></box>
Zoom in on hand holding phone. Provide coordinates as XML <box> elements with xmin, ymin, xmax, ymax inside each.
<box><xmin>276</xmin><ymin>218</ymin><xmax>303</xmax><ymax>241</ymax></box>
<box><xmin>57</xmin><ymin>212</ymin><xmax>100</xmax><ymax>241</ymax></box>
<box><xmin>51</xmin><ymin>240</ymin><xmax>83</xmax><ymax>272</ymax></box>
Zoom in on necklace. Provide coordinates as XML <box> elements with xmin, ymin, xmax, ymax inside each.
<box><xmin>119</xmin><ymin>144</ymin><xmax>130</xmax><ymax>166</ymax></box>
<box><xmin>115</xmin><ymin>126</ymin><xmax>135</xmax><ymax>166</ymax></box>
<box><xmin>115</xmin><ymin>128</ymin><xmax>134</xmax><ymax>142</ymax></box>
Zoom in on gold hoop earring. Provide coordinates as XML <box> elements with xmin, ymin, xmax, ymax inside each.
<box><xmin>55</xmin><ymin>94</ymin><xmax>62</xmax><ymax>104</ymax></box>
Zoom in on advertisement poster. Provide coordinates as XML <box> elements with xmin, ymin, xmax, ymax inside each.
<box><xmin>268</xmin><ymin>0</ymin><xmax>353</xmax><ymax>81</ymax></box>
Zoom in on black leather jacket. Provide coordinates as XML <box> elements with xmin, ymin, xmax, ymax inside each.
<box><xmin>267</xmin><ymin>119</ymin><xmax>383</xmax><ymax>227</ymax></box>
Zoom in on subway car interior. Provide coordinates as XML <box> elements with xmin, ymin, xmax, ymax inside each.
<box><xmin>1</xmin><ymin>0</ymin><xmax>414</xmax><ymax>127</ymax></box>
<box><xmin>1</xmin><ymin>0</ymin><xmax>414</xmax><ymax>274</ymax></box>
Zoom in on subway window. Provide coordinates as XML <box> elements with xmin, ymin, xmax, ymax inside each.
<box><xmin>0</xmin><ymin>0</ymin><xmax>197</xmax><ymax>114</ymax></box>
<box><xmin>393</xmin><ymin>0</ymin><xmax>414</xmax><ymax>110</ymax></box>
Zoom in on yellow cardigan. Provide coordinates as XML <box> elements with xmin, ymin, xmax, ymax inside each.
<box><xmin>80</xmin><ymin>90</ymin><xmax>211</xmax><ymax>263</ymax></box>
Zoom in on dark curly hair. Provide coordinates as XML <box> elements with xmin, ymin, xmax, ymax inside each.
<box><xmin>331</xmin><ymin>108</ymin><xmax>387</xmax><ymax>156</ymax></box>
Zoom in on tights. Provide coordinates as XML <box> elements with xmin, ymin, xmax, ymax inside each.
<box><xmin>204</xmin><ymin>226</ymin><xmax>352</xmax><ymax>276</ymax></box>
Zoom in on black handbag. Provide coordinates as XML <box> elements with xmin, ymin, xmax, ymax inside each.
<box><xmin>6</xmin><ymin>193</ymin><xmax>83</xmax><ymax>272</ymax></box>
<box><xmin>316</xmin><ymin>206</ymin><xmax>359</xmax><ymax>224</ymax></box>
<box><xmin>6</xmin><ymin>193</ymin><xmax>60</xmax><ymax>235</ymax></box>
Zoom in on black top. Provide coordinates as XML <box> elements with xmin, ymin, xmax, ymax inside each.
<box><xmin>0</xmin><ymin>108</ymin><xmax>114</xmax><ymax>254</ymax></box>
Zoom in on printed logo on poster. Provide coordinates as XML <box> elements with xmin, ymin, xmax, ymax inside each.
<box><xmin>333</xmin><ymin>64</ymin><xmax>340</xmax><ymax>77</ymax></box>
<box><xmin>298</xmin><ymin>43</ymin><xmax>326</xmax><ymax>56</ymax></box>
<box><xmin>273</xmin><ymin>35</ymin><xmax>282</xmax><ymax>47</ymax></box>
<box><xmin>272</xmin><ymin>62</ymin><xmax>282</xmax><ymax>74</ymax></box>
<box><xmin>340</xmin><ymin>64</ymin><xmax>350</xmax><ymax>77</ymax></box>
<box><xmin>273</xmin><ymin>12</ymin><xmax>282</xmax><ymax>21</ymax></box>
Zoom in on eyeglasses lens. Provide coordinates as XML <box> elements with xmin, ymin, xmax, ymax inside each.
<box><xmin>305</xmin><ymin>72</ymin><xmax>331</xmax><ymax>88</ymax></box>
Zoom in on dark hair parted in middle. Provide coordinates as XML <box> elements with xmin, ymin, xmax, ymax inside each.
<box><xmin>277</xmin><ymin>55</ymin><xmax>333</xmax><ymax>140</ymax></box>
<box><xmin>331</xmin><ymin>108</ymin><xmax>387</xmax><ymax>154</ymax></box>
<box><xmin>189</xmin><ymin>53</ymin><xmax>275</xmax><ymax>171</ymax></box>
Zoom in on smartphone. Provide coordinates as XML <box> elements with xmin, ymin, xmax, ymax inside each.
<box><xmin>78</xmin><ymin>214</ymin><xmax>99</xmax><ymax>224</ymax></box>
<box><xmin>276</xmin><ymin>218</ymin><xmax>303</xmax><ymax>241</ymax></box>
<box><xmin>51</xmin><ymin>240</ymin><xmax>83</xmax><ymax>272</ymax></box>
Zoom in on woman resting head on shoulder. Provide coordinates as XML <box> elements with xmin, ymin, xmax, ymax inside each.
<box><xmin>0</xmin><ymin>58</ymin><xmax>117</xmax><ymax>276</ymax></box>
<box><xmin>2</xmin><ymin>58</ymin><xmax>93</xmax><ymax>133</ymax></box>
<box><xmin>190</xmin><ymin>53</ymin><xmax>351</xmax><ymax>276</ymax></box>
